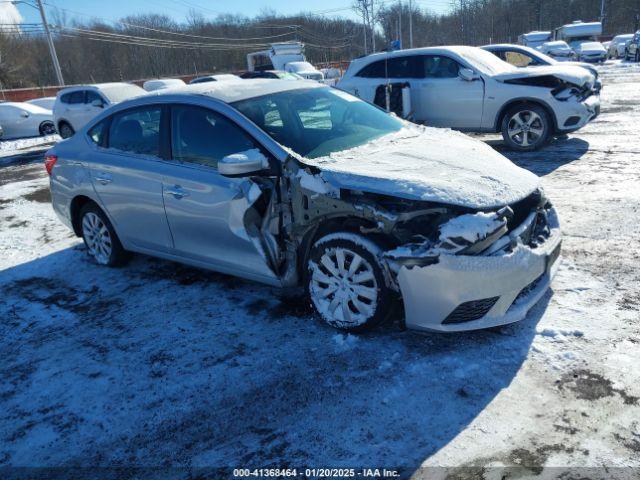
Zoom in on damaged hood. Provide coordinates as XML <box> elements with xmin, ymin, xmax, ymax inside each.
<box><xmin>302</xmin><ymin>126</ymin><xmax>540</xmax><ymax>209</ymax></box>
<box><xmin>493</xmin><ymin>65</ymin><xmax>595</xmax><ymax>86</ymax></box>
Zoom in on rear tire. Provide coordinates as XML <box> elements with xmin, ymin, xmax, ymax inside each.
<box><xmin>39</xmin><ymin>121</ymin><xmax>55</xmax><ymax>136</ymax></box>
<box><xmin>79</xmin><ymin>203</ymin><xmax>129</xmax><ymax>267</ymax></box>
<box><xmin>306</xmin><ymin>233</ymin><xmax>393</xmax><ymax>332</ymax></box>
<box><xmin>501</xmin><ymin>104</ymin><xmax>551</xmax><ymax>152</ymax></box>
<box><xmin>58</xmin><ymin>121</ymin><xmax>74</xmax><ymax>139</ymax></box>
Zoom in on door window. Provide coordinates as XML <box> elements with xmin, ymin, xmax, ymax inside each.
<box><xmin>68</xmin><ymin>91</ymin><xmax>85</xmax><ymax>104</ymax></box>
<box><xmin>385</xmin><ymin>55</ymin><xmax>423</xmax><ymax>78</ymax></box>
<box><xmin>107</xmin><ymin>106</ymin><xmax>161</xmax><ymax>156</ymax></box>
<box><xmin>356</xmin><ymin>56</ymin><xmax>423</xmax><ymax>78</ymax></box>
<box><xmin>86</xmin><ymin>91</ymin><xmax>104</xmax><ymax>105</ymax></box>
<box><xmin>356</xmin><ymin>60</ymin><xmax>386</xmax><ymax>78</ymax></box>
<box><xmin>423</xmin><ymin>56</ymin><xmax>461</xmax><ymax>78</ymax></box>
<box><xmin>171</xmin><ymin>105</ymin><xmax>257</xmax><ymax>169</ymax></box>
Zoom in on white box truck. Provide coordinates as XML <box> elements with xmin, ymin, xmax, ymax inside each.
<box><xmin>246</xmin><ymin>42</ymin><xmax>324</xmax><ymax>81</ymax></box>
<box><xmin>518</xmin><ymin>31</ymin><xmax>551</xmax><ymax>49</ymax></box>
<box><xmin>553</xmin><ymin>21</ymin><xmax>607</xmax><ymax>62</ymax></box>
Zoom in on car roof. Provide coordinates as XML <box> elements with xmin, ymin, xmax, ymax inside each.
<box><xmin>149</xmin><ymin>78</ymin><xmax>324</xmax><ymax>103</ymax></box>
<box><xmin>57</xmin><ymin>82</ymin><xmax>138</xmax><ymax>93</ymax></box>
<box><xmin>0</xmin><ymin>102</ymin><xmax>49</xmax><ymax>113</ymax></box>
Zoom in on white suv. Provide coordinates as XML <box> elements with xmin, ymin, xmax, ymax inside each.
<box><xmin>53</xmin><ymin>83</ymin><xmax>146</xmax><ymax>138</ymax></box>
<box><xmin>337</xmin><ymin>46</ymin><xmax>600</xmax><ymax>151</ymax></box>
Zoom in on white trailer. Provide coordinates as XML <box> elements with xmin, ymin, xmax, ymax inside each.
<box><xmin>518</xmin><ymin>31</ymin><xmax>551</xmax><ymax>49</ymax></box>
<box><xmin>553</xmin><ymin>21</ymin><xmax>602</xmax><ymax>43</ymax></box>
<box><xmin>246</xmin><ymin>42</ymin><xmax>324</xmax><ymax>81</ymax></box>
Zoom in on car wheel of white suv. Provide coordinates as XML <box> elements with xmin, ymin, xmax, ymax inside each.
<box><xmin>80</xmin><ymin>204</ymin><xmax>129</xmax><ymax>267</ymax></box>
<box><xmin>501</xmin><ymin>104</ymin><xmax>551</xmax><ymax>151</ymax></box>
<box><xmin>307</xmin><ymin>233</ymin><xmax>393</xmax><ymax>332</ymax></box>
<box><xmin>58</xmin><ymin>122</ymin><xmax>75</xmax><ymax>139</ymax></box>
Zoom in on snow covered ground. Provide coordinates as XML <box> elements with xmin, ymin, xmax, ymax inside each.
<box><xmin>1</xmin><ymin>61</ymin><xmax>639</xmax><ymax>478</ymax></box>
<box><xmin>0</xmin><ymin>134</ymin><xmax>59</xmax><ymax>166</ymax></box>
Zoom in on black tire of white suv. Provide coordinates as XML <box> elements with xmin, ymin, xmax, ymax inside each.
<box><xmin>501</xmin><ymin>103</ymin><xmax>551</xmax><ymax>152</ymax></box>
<box><xmin>58</xmin><ymin>122</ymin><xmax>75</xmax><ymax>139</ymax></box>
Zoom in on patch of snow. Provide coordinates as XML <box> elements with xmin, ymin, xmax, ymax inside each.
<box><xmin>296</xmin><ymin>169</ymin><xmax>338</xmax><ymax>196</ymax></box>
<box><xmin>304</xmin><ymin>125</ymin><xmax>540</xmax><ymax>209</ymax></box>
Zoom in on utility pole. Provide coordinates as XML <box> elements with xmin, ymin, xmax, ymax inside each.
<box><xmin>35</xmin><ymin>0</ymin><xmax>64</xmax><ymax>85</ymax></box>
<box><xmin>398</xmin><ymin>0</ymin><xmax>402</xmax><ymax>47</ymax></box>
<box><xmin>362</xmin><ymin>6</ymin><xmax>368</xmax><ymax>55</ymax></box>
<box><xmin>408</xmin><ymin>0</ymin><xmax>413</xmax><ymax>48</ymax></box>
<box><xmin>371</xmin><ymin>0</ymin><xmax>376</xmax><ymax>52</ymax></box>
<box><xmin>600</xmin><ymin>0</ymin><xmax>605</xmax><ymax>27</ymax></box>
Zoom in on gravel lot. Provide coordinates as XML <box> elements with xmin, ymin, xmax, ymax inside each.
<box><xmin>1</xmin><ymin>61</ymin><xmax>639</xmax><ymax>478</ymax></box>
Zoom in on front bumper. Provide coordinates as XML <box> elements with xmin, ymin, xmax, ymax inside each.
<box><xmin>395</xmin><ymin>208</ymin><xmax>561</xmax><ymax>332</ymax></box>
<box><xmin>579</xmin><ymin>53</ymin><xmax>607</xmax><ymax>63</ymax></box>
<box><xmin>556</xmin><ymin>93</ymin><xmax>600</xmax><ymax>132</ymax></box>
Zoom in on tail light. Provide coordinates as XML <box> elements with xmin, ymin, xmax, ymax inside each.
<box><xmin>44</xmin><ymin>154</ymin><xmax>58</xmax><ymax>175</ymax></box>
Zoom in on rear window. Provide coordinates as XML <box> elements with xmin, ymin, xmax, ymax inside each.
<box><xmin>108</xmin><ymin>106</ymin><xmax>161</xmax><ymax>156</ymax></box>
<box><xmin>88</xmin><ymin>120</ymin><xmax>107</xmax><ymax>146</ymax></box>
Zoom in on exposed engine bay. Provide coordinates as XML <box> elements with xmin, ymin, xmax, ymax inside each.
<box><xmin>233</xmin><ymin>154</ymin><xmax>556</xmax><ymax>292</ymax></box>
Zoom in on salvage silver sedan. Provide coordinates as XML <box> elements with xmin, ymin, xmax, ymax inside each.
<box><xmin>46</xmin><ymin>79</ymin><xmax>561</xmax><ymax>332</ymax></box>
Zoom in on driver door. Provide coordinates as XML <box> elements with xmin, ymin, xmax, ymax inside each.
<box><xmin>162</xmin><ymin>103</ymin><xmax>278</xmax><ymax>281</ymax></box>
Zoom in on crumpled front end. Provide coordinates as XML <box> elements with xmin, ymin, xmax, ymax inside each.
<box><xmin>387</xmin><ymin>195</ymin><xmax>561</xmax><ymax>332</ymax></box>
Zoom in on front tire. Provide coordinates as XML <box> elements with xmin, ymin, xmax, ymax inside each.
<box><xmin>501</xmin><ymin>104</ymin><xmax>551</xmax><ymax>151</ymax></box>
<box><xmin>307</xmin><ymin>233</ymin><xmax>393</xmax><ymax>332</ymax></box>
<box><xmin>80</xmin><ymin>204</ymin><xmax>129</xmax><ymax>267</ymax></box>
<box><xmin>58</xmin><ymin>121</ymin><xmax>75</xmax><ymax>139</ymax></box>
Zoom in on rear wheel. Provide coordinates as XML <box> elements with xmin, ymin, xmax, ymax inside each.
<box><xmin>79</xmin><ymin>204</ymin><xmax>129</xmax><ymax>267</ymax></box>
<box><xmin>58</xmin><ymin>121</ymin><xmax>74</xmax><ymax>139</ymax></box>
<box><xmin>39</xmin><ymin>121</ymin><xmax>56</xmax><ymax>136</ymax></box>
<box><xmin>307</xmin><ymin>233</ymin><xmax>393</xmax><ymax>332</ymax></box>
<box><xmin>501</xmin><ymin>104</ymin><xmax>551</xmax><ymax>152</ymax></box>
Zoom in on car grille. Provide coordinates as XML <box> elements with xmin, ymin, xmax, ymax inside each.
<box><xmin>513</xmin><ymin>274</ymin><xmax>544</xmax><ymax>306</ymax></box>
<box><xmin>443</xmin><ymin>297</ymin><xmax>500</xmax><ymax>324</ymax></box>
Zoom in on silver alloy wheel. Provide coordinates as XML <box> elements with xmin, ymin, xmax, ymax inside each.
<box><xmin>507</xmin><ymin>110</ymin><xmax>545</xmax><ymax>147</ymax></box>
<box><xmin>309</xmin><ymin>246</ymin><xmax>378</xmax><ymax>328</ymax></box>
<box><xmin>82</xmin><ymin>212</ymin><xmax>112</xmax><ymax>265</ymax></box>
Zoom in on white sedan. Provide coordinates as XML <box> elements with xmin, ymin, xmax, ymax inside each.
<box><xmin>27</xmin><ymin>96</ymin><xmax>56</xmax><ymax>110</ymax></box>
<box><xmin>0</xmin><ymin>102</ymin><xmax>55</xmax><ymax>139</ymax></box>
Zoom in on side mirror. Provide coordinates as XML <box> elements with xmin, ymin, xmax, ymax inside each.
<box><xmin>91</xmin><ymin>99</ymin><xmax>104</xmax><ymax>108</ymax></box>
<box><xmin>20</xmin><ymin>110</ymin><xmax>29</xmax><ymax>118</ymax></box>
<box><xmin>459</xmin><ymin>68</ymin><xmax>479</xmax><ymax>81</ymax></box>
<box><xmin>219</xmin><ymin>150</ymin><xmax>269</xmax><ymax>177</ymax></box>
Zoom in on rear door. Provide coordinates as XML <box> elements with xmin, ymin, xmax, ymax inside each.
<box><xmin>62</xmin><ymin>90</ymin><xmax>87</xmax><ymax>131</ymax></box>
<box><xmin>413</xmin><ymin>55</ymin><xmax>484</xmax><ymax>129</ymax></box>
<box><xmin>161</xmin><ymin>102</ymin><xmax>278</xmax><ymax>281</ymax></box>
<box><xmin>87</xmin><ymin>104</ymin><xmax>173</xmax><ymax>252</ymax></box>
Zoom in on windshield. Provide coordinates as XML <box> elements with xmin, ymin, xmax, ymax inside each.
<box><xmin>456</xmin><ymin>47</ymin><xmax>516</xmax><ymax>76</ymax></box>
<box><xmin>101</xmin><ymin>84</ymin><xmax>146</xmax><ymax>103</ymax></box>
<box><xmin>232</xmin><ymin>87</ymin><xmax>403</xmax><ymax>159</ymax></box>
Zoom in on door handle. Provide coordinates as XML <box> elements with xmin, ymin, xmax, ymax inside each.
<box><xmin>165</xmin><ymin>185</ymin><xmax>189</xmax><ymax>199</ymax></box>
<box><xmin>95</xmin><ymin>173</ymin><xmax>112</xmax><ymax>185</ymax></box>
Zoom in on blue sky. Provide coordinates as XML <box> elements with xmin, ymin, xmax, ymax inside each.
<box><xmin>17</xmin><ymin>0</ymin><xmax>453</xmax><ymax>26</ymax></box>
